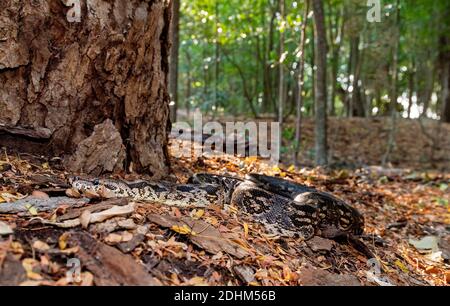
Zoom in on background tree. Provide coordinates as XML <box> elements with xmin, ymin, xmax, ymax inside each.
<box><xmin>312</xmin><ymin>0</ymin><xmax>328</xmax><ymax>166</ymax></box>
<box><xmin>294</xmin><ymin>0</ymin><xmax>310</xmax><ymax>166</ymax></box>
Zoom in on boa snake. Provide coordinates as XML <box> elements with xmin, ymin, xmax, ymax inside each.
<box><xmin>69</xmin><ymin>173</ymin><xmax>364</xmax><ymax>240</ymax></box>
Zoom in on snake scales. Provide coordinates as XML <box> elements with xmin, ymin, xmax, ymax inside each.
<box><xmin>70</xmin><ymin>173</ymin><xmax>364</xmax><ymax>240</ymax></box>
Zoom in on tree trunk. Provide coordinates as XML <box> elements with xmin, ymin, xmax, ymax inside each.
<box><xmin>262</xmin><ymin>6</ymin><xmax>276</xmax><ymax>114</ymax></box>
<box><xmin>184</xmin><ymin>50</ymin><xmax>192</xmax><ymax>117</ymax></box>
<box><xmin>278</xmin><ymin>0</ymin><xmax>285</xmax><ymax>126</ymax></box>
<box><xmin>345</xmin><ymin>38</ymin><xmax>353</xmax><ymax>117</ymax></box>
<box><xmin>439</xmin><ymin>35</ymin><xmax>450</xmax><ymax>123</ymax></box>
<box><xmin>213</xmin><ymin>0</ymin><xmax>220</xmax><ymax>117</ymax></box>
<box><xmin>312</xmin><ymin>0</ymin><xmax>328</xmax><ymax>166</ymax></box>
<box><xmin>0</xmin><ymin>0</ymin><xmax>172</xmax><ymax>178</ymax></box>
<box><xmin>382</xmin><ymin>0</ymin><xmax>401</xmax><ymax>166</ymax></box>
<box><xmin>294</xmin><ymin>0</ymin><xmax>310</xmax><ymax>166</ymax></box>
<box><xmin>327</xmin><ymin>3</ymin><xmax>344</xmax><ymax>117</ymax></box>
<box><xmin>169</xmin><ymin>0</ymin><xmax>180</xmax><ymax>123</ymax></box>
<box><xmin>419</xmin><ymin>64</ymin><xmax>435</xmax><ymax>118</ymax></box>
<box><xmin>350</xmin><ymin>36</ymin><xmax>364</xmax><ymax>117</ymax></box>
<box><xmin>442</xmin><ymin>64</ymin><xmax>450</xmax><ymax>122</ymax></box>
<box><xmin>407</xmin><ymin>59</ymin><xmax>415</xmax><ymax>119</ymax></box>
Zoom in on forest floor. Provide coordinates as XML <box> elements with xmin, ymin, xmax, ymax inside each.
<box><xmin>0</xmin><ymin>118</ymin><xmax>449</xmax><ymax>286</ymax></box>
<box><xmin>288</xmin><ymin>117</ymin><xmax>450</xmax><ymax>171</ymax></box>
<box><xmin>190</xmin><ymin>116</ymin><xmax>450</xmax><ymax>171</ymax></box>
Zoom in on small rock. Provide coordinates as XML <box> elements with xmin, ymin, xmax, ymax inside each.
<box><xmin>307</xmin><ymin>236</ymin><xmax>335</xmax><ymax>252</ymax></box>
<box><xmin>0</xmin><ymin>221</ymin><xmax>13</xmax><ymax>236</ymax></box>
<box><xmin>438</xmin><ymin>235</ymin><xmax>450</xmax><ymax>263</ymax></box>
<box><xmin>31</xmin><ymin>191</ymin><xmax>49</xmax><ymax>199</ymax></box>
<box><xmin>0</xmin><ymin>254</ymin><xmax>27</xmax><ymax>285</ymax></box>
<box><xmin>409</xmin><ymin>236</ymin><xmax>439</xmax><ymax>254</ymax></box>
<box><xmin>233</xmin><ymin>265</ymin><xmax>255</xmax><ymax>284</ymax></box>
<box><xmin>136</xmin><ymin>225</ymin><xmax>149</xmax><ymax>235</ymax></box>
<box><xmin>117</xmin><ymin>219</ymin><xmax>137</xmax><ymax>230</ymax></box>
<box><xmin>298</xmin><ymin>264</ymin><xmax>361</xmax><ymax>286</ymax></box>
<box><xmin>116</xmin><ymin>234</ymin><xmax>146</xmax><ymax>253</ymax></box>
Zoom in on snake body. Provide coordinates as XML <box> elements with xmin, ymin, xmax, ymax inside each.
<box><xmin>70</xmin><ymin>173</ymin><xmax>364</xmax><ymax>240</ymax></box>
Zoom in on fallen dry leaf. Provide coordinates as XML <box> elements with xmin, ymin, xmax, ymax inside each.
<box><xmin>22</xmin><ymin>258</ymin><xmax>43</xmax><ymax>280</ymax></box>
<box><xmin>148</xmin><ymin>214</ymin><xmax>249</xmax><ymax>259</ymax></box>
<box><xmin>80</xmin><ymin>271</ymin><xmax>94</xmax><ymax>286</ymax></box>
<box><xmin>32</xmin><ymin>241</ymin><xmax>50</xmax><ymax>252</ymax></box>
<box><xmin>58</xmin><ymin>233</ymin><xmax>69</xmax><ymax>250</ymax></box>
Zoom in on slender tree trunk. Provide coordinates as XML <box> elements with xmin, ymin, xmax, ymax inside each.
<box><xmin>442</xmin><ymin>66</ymin><xmax>450</xmax><ymax>122</ymax></box>
<box><xmin>294</xmin><ymin>0</ymin><xmax>310</xmax><ymax>166</ymax></box>
<box><xmin>440</xmin><ymin>35</ymin><xmax>450</xmax><ymax>123</ymax></box>
<box><xmin>184</xmin><ymin>50</ymin><xmax>192</xmax><ymax>117</ymax></box>
<box><xmin>202</xmin><ymin>49</ymin><xmax>209</xmax><ymax>114</ymax></box>
<box><xmin>278</xmin><ymin>0</ymin><xmax>286</xmax><ymax>128</ymax></box>
<box><xmin>0</xmin><ymin>0</ymin><xmax>172</xmax><ymax>177</ymax></box>
<box><xmin>214</xmin><ymin>0</ymin><xmax>220</xmax><ymax>117</ymax></box>
<box><xmin>327</xmin><ymin>3</ymin><xmax>344</xmax><ymax>117</ymax></box>
<box><xmin>407</xmin><ymin>60</ymin><xmax>415</xmax><ymax>119</ymax></box>
<box><xmin>169</xmin><ymin>0</ymin><xmax>180</xmax><ymax>123</ymax></box>
<box><xmin>419</xmin><ymin>65</ymin><xmax>435</xmax><ymax>118</ymax></box>
<box><xmin>263</xmin><ymin>6</ymin><xmax>277</xmax><ymax>114</ymax></box>
<box><xmin>382</xmin><ymin>0</ymin><xmax>401</xmax><ymax>166</ymax></box>
<box><xmin>350</xmin><ymin>36</ymin><xmax>365</xmax><ymax>117</ymax></box>
<box><xmin>312</xmin><ymin>0</ymin><xmax>328</xmax><ymax>166</ymax></box>
<box><xmin>346</xmin><ymin>38</ymin><xmax>354</xmax><ymax>117</ymax></box>
<box><xmin>310</xmin><ymin>31</ymin><xmax>316</xmax><ymax>116</ymax></box>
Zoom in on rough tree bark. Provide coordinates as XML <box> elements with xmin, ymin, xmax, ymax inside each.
<box><xmin>169</xmin><ymin>0</ymin><xmax>180</xmax><ymax>123</ymax></box>
<box><xmin>0</xmin><ymin>0</ymin><xmax>172</xmax><ymax>178</ymax></box>
<box><xmin>294</xmin><ymin>0</ymin><xmax>309</xmax><ymax>167</ymax></box>
<box><xmin>312</xmin><ymin>0</ymin><xmax>328</xmax><ymax>166</ymax></box>
<box><xmin>278</xmin><ymin>0</ymin><xmax>285</xmax><ymax>139</ymax></box>
<box><xmin>439</xmin><ymin>35</ymin><xmax>450</xmax><ymax>123</ymax></box>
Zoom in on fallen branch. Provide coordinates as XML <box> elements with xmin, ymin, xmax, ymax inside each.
<box><xmin>0</xmin><ymin>197</ymin><xmax>89</xmax><ymax>214</ymax></box>
<box><xmin>57</xmin><ymin>198</ymin><xmax>128</xmax><ymax>222</ymax></box>
<box><xmin>29</xmin><ymin>203</ymin><xmax>135</xmax><ymax>229</ymax></box>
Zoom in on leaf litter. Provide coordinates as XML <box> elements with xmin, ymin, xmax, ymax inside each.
<box><xmin>0</xmin><ymin>149</ymin><xmax>449</xmax><ymax>286</ymax></box>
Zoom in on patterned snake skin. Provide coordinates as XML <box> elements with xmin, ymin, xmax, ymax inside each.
<box><xmin>70</xmin><ymin>173</ymin><xmax>364</xmax><ymax>240</ymax></box>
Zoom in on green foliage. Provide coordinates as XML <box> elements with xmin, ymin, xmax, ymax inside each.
<box><xmin>178</xmin><ymin>0</ymin><xmax>449</xmax><ymax>119</ymax></box>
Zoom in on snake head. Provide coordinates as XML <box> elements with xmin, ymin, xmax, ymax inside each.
<box><xmin>294</xmin><ymin>191</ymin><xmax>365</xmax><ymax>238</ymax></box>
<box><xmin>69</xmin><ymin>177</ymin><xmax>125</xmax><ymax>199</ymax></box>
